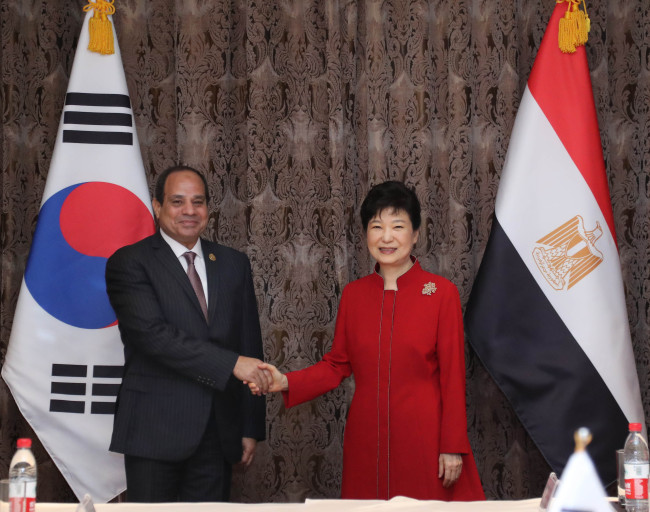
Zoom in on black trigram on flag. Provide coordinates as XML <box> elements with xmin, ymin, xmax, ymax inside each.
<box><xmin>50</xmin><ymin>363</ymin><xmax>123</xmax><ymax>415</ymax></box>
<box><xmin>62</xmin><ymin>92</ymin><xmax>133</xmax><ymax>145</ymax></box>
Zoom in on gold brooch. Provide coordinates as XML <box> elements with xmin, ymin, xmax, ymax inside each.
<box><xmin>209</xmin><ymin>253</ymin><xmax>216</xmax><ymax>261</ymax></box>
<box><xmin>422</xmin><ymin>282</ymin><xmax>437</xmax><ymax>295</ymax></box>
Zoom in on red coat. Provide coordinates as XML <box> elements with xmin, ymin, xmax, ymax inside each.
<box><xmin>284</xmin><ymin>261</ymin><xmax>485</xmax><ymax>501</ymax></box>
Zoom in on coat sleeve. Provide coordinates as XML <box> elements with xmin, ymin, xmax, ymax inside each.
<box><xmin>283</xmin><ymin>287</ymin><xmax>353</xmax><ymax>407</ymax></box>
<box><xmin>105</xmin><ymin>245</ymin><xmax>239</xmax><ymax>391</ymax></box>
<box><xmin>437</xmin><ymin>282</ymin><xmax>472</xmax><ymax>454</ymax></box>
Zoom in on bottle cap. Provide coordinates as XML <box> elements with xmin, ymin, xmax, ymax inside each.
<box><xmin>16</xmin><ymin>438</ymin><xmax>32</xmax><ymax>449</ymax></box>
<box><xmin>629</xmin><ymin>423</ymin><xmax>643</xmax><ymax>432</ymax></box>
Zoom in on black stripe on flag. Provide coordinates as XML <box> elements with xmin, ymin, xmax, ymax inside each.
<box><xmin>50</xmin><ymin>400</ymin><xmax>85</xmax><ymax>414</ymax></box>
<box><xmin>51</xmin><ymin>382</ymin><xmax>86</xmax><ymax>395</ymax></box>
<box><xmin>49</xmin><ymin>364</ymin><xmax>121</xmax><ymax>414</ymax></box>
<box><xmin>65</xmin><ymin>92</ymin><xmax>131</xmax><ymax>108</ymax></box>
<box><xmin>64</xmin><ymin>111</ymin><xmax>132</xmax><ymax>127</ymax></box>
<box><xmin>63</xmin><ymin>130</ymin><xmax>133</xmax><ymax>145</ymax></box>
<box><xmin>465</xmin><ymin>218</ymin><xmax>628</xmax><ymax>485</ymax></box>
<box><xmin>92</xmin><ymin>383</ymin><xmax>120</xmax><ymax>397</ymax></box>
<box><xmin>93</xmin><ymin>365</ymin><xmax>124</xmax><ymax>378</ymax></box>
<box><xmin>52</xmin><ymin>364</ymin><xmax>87</xmax><ymax>377</ymax></box>
<box><xmin>91</xmin><ymin>402</ymin><xmax>116</xmax><ymax>415</ymax></box>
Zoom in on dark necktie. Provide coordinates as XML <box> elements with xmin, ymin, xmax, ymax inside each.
<box><xmin>183</xmin><ymin>251</ymin><xmax>208</xmax><ymax>321</ymax></box>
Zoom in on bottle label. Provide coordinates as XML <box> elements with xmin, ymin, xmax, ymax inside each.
<box><xmin>9</xmin><ymin>497</ymin><xmax>35</xmax><ymax>512</ymax></box>
<box><xmin>9</xmin><ymin>481</ymin><xmax>36</xmax><ymax>512</ymax></box>
<box><xmin>625</xmin><ymin>463</ymin><xmax>649</xmax><ymax>500</ymax></box>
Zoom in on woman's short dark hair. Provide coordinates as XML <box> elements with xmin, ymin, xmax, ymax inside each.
<box><xmin>360</xmin><ymin>181</ymin><xmax>421</xmax><ymax>231</ymax></box>
<box><xmin>154</xmin><ymin>165</ymin><xmax>210</xmax><ymax>204</ymax></box>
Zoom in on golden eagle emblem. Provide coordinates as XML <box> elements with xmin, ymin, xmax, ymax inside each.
<box><xmin>532</xmin><ymin>215</ymin><xmax>603</xmax><ymax>291</ymax></box>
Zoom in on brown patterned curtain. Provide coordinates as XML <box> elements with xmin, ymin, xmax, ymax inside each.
<box><xmin>1</xmin><ymin>0</ymin><xmax>648</xmax><ymax>503</ymax></box>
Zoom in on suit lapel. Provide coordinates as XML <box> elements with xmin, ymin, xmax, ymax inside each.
<box><xmin>202</xmin><ymin>239</ymin><xmax>220</xmax><ymax>323</ymax></box>
<box><xmin>151</xmin><ymin>232</ymin><xmax>206</xmax><ymax>319</ymax></box>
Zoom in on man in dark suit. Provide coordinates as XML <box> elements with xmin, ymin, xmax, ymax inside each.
<box><xmin>105</xmin><ymin>165</ymin><xmax>269</xmax><ymax>502</ymax></box>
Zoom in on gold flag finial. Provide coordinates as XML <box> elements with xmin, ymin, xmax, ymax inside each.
<box><xmin>557</xmin><ymin>0</ymin><xmax>590</xmax><ymax>54</ymax></box>
<box><xmin>83</xmin><ymin>0</ymin><xmax>116</xmax><ymax>55</ymax></box>
<box><xmin>574</xmin><ymin>427</ymin><xmax>592</xmax><ymax>452</ymax></box>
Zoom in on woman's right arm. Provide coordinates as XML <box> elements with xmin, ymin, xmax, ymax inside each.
<box><xmin>248</xmin><ymin>288</ymin><xmax>353</xmax><ymax>404</ymax></box>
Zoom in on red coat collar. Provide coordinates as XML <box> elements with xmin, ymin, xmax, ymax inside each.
<box><xmin>371</xmin><ymin>256</ymin><xmax>422</xmax><ymax>290</ymax></box>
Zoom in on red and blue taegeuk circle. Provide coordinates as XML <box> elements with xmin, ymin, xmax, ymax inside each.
<box><xmin>25</xmin><ymin>182</ymin><xmax>154</xmax><ymax>329</ymax></box>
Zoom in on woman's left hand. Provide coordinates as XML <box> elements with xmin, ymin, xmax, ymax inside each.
<box><xmin>438</xmin><ymin>453</ymin><xmax>462</xmax><ymax>488</ymax></box>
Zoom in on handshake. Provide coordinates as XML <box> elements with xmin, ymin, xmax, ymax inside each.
<box><xmin>233</xmin><ymin>356</ymin><xmax>288</xmax><ymax>395</ymax></box>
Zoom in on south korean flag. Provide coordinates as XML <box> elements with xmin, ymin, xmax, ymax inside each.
<box><xmin>2</xmin><ymin>2</ymin><xmax>154</xmax><ymax>503</ymax></box>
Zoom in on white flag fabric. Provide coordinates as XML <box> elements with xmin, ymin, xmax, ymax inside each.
<box><xmin>2</xmin><ymin>7</ymin><xmax>154</xmax><ymax>503</ymax></box>
<box><xmin>465</xmin><ymin>2</ymin><xmax>644</xmax><ymax>484</ymax></box>
<box><xmin>548</xmin><ymin>450</ymin><xmax>614</xmax><ymax>512</ymax></box>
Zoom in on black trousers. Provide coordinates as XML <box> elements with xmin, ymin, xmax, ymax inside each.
<box><xmin>124</xmin><ymin>412</ymin><xmax>232</xmax><ymax>502</ymax></box>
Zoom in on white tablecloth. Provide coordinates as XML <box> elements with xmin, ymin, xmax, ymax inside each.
<box><xmin>35</xmin><ymin>497</ymin><xmax>543</xmax><ymax>512</ymax></box>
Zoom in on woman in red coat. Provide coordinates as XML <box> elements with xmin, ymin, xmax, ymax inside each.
<box><xmin>253</xmin><ymin>181</ymin><xmax>485</xmax><ymax>501</ymax></box>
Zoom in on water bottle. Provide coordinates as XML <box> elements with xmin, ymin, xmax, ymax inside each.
<box><xmin>8</xmin><ymin>438</ymin><xmax>37</xmax><ymax>512</ymax></box>
<box><xmin>624</xmin><ymin>423</ymin><xmax>649</xmax><ymax>512</ymax></box>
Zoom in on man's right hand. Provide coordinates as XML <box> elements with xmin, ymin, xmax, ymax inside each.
<box><xmin>248</xmin><ymin>362</ymin><xmax>288</xmax><ymax>395</ymax></box>
<box><xmin>233</xmin><ymin>356</ymin><xmax>271</xmax><ymax>393</ymax></box>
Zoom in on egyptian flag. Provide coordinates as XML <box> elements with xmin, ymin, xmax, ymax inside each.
<box><xmin>465</xmin><ymin>1</ymin><xmax>644</xmax><ymax>484</ymax></box>
<box><xmin>2</xmin><ymin>2</ymin><xmax>154</xmax><ymax>502</ymax></box>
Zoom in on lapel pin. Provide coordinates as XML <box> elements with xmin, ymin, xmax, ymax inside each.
<box><xmin>422</xmin><ymin>282</ymin><xmax>437</xmax><ymax>295</ymax></box>
<box><xmin>209</xmin><ymin>253</ymin><xmax>216</xmax><ymax>261</ymax></box>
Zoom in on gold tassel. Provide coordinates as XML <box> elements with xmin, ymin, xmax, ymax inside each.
<box><xmin>557</xmin><ymin>0</ymin><xmax>590</xmax><ymax>53</ymax></box>
<box><xmin>576</xmin><ymin>0</ymin><xmax>591</xmax><ymax>45</ymax></box>
<box><xmin>558</xmin><ymin>4</ymin><xmax>577</xmax><ymax>53</ymax></box>
<box><xmin>575</xmin><ymin>10</ymin><xmax>588</xmax><ymax>46</ymax></box>
<box><xmin>83</xmin><ymin>0</ymin><xmax>116</xmax><ymax>55</ymax></box>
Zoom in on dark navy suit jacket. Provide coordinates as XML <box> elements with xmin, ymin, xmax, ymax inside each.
<box><xmin>105</xmin><ymin>231</ymin><xmax>265</xmax><ymax>463</ymax></box>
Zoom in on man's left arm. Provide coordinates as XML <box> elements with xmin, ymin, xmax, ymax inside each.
<box><xmin>239</xmin><ymin>256</ymin><xmax>266</xmax><ymax>454</ymax></box>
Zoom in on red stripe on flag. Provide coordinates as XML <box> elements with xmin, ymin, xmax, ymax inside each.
<box><xmin>527</xmin><ymin>3</ymin><xmax>616</xmax><ymax>243</ymax></box>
